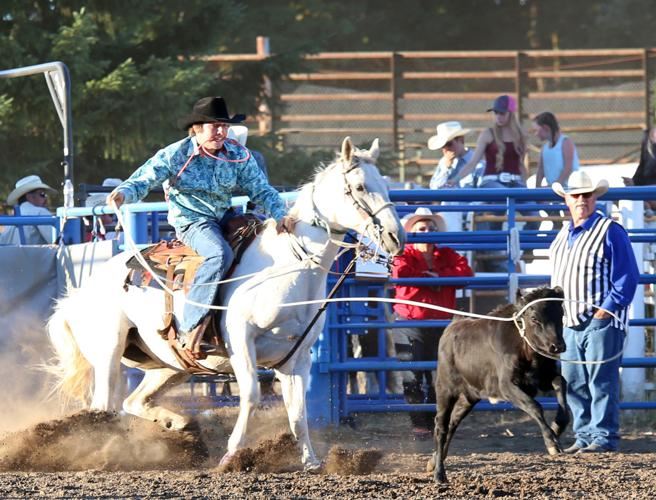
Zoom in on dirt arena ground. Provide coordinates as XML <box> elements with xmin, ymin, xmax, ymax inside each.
<box><xmin>1</xmin><ymin>402</ymin><xmax>655</xmax><ymax>499</ymax></box>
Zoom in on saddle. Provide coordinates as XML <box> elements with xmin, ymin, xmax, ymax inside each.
<box><xmin>124</xmin><ymin>213</ymin><xmax>264</xmax><ymax>374</ymax></box>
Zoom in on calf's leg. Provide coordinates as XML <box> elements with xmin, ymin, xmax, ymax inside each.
<box><xmin>443</xmin><ymin>394</ymin><xmax>477</xmax><ymax>457</ymax></box>
<box><xmin>431</xmin><ymin>392</ymin><xmax>458</xmax><ymax>483</ymax></box>
<box><xmin>551</xmin><ymin>375</ymin><xmax>570</xmax><ymax>437</ymax></box>
<box><xmin>503</xmin><ymin>383</ymin><xmax>561</xmax><ymax>455</ymax></box>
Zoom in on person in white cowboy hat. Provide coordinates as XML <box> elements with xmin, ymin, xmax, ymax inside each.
<box><xmin>85</xmin><ymin>178</ymin><xmax>124</xmax><ymax>242</ymax></box>
<box><xmin>228</xmin><ymin>125</ymin><xmax>269</xmax><ymax>180</ymax></box>
<box><xmin>391</xmin><ymin>207</ymin><xmax>473</xmax><ymax>440</ymax></box>
<box><xmin>107</xmin><ymin>96</ymin><xmax>295</xmax><ymax>360</ymax></box>
<box><xmin>428</xmin><ymin>121</ymin><xmax>485</xmax><ymax>189</ymax></box>
<box><xmin>549</xmin><ymin>170</ymin><xmax>639</xmax><ymax>454</ymax></box>
<box><xmin>1</xmin><ymin>174</ymin><xmax>57</xmax><ymax>245</ymax></box>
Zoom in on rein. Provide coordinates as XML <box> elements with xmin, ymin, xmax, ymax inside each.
<box><xmin>270</xmin><ymin>255</ymin><xmax>358</xmax><ymax>370</ymax></box>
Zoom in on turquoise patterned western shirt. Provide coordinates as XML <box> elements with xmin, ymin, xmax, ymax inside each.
<box><xmin>117</xmin><ymin>136</ymin><xmax>287</xmax><ymax>231</ymax></box>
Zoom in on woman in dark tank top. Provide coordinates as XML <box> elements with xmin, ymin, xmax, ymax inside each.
<box><xmin>444</xmin><ymin>94</ymin><xmax>539</xmax><ymax>271</ymax></box>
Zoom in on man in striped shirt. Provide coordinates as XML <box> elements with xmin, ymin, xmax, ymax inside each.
<box><xmin>549</xmin><ymin>171</ymin><xmax>639</xmax><ymax>454</ymax></box>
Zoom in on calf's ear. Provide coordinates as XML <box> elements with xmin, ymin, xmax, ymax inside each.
<box><xmin>553</xmin><ymin>286</ymin><xmax>564</xmax><ymax>298</ymax></box>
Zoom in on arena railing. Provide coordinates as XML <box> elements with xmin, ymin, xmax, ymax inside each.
<box><xmin>307</xmin><ymin>185</ymin><xmax>656</xmax><ymax>425</ymax></box>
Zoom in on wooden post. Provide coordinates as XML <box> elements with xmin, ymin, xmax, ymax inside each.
<box><xmin>391</xmin><ymin>52</ymin><xmax>402</xmax><ymax>177</ymax></box>
<box><xmin>515</xmin><ymin>51</ymin><xmax>528</xmax><ymax>123</ymax></box>
<box><xmin>256</xmin><ymin>36</ymin><xmax>272</xmax><ymax>136</ymax></box>
<box><xmin>643</xmin><ymin>48</ymin><xmax>652</xmax><ymax>129</ymax></box>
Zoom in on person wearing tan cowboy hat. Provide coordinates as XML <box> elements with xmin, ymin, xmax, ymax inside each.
<box><xmin>549</xmin><ymin>170</ymin><xmax>639</xmax><ymax>454</ymax></box>
<box><xmin>1</xmin><ymin>175</ymin><xmax>57</xmax><ymax>245</ymax></box>
<box><xmin>107</xmin><ymin>96</ymin><xmax>296</xmax><ymax>359</ymax></box>
<box><xmin>391</xmin><ymin>207</ymin><xmax>473</xmax><ymax>440</ymax></box>
<box><xmin>428</xmin><ymin>121</ymin><xmax>485</xmax><ymax>189</ymax></box>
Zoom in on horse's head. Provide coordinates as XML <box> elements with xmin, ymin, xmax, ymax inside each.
<box><xmin>518</xmin><ymin>286</ymin><xmax>566</xmax><ymax>355</ymax></box>
<box><xmin>309</xmin><ymin>137</ymin><xmax>405</xmax><ymax>256</ymax></box>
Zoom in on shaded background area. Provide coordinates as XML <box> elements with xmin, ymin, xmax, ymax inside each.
<box><xmin>2</xmin><ymin>0</ymin><xmax>656</xmax><ymax>203</ymax></box>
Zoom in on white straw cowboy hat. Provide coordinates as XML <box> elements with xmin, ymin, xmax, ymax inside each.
<box><xmin>402</xmin><ymin>207</ymin><xmax>447</xmax><ymax>232</ymax></box>
<box><xmin>428</xmin><ymin>121</ymin><xmax>471</xmax><ymax>150</ymax></box>
<box><xmin>552</xmin><ymin>171</ymin><xmax>609</xmax><ymax>198</ymax></box>
<box><xmin>227</xmin><ymin>125</ymin><xmax>248</xmax><ymax>147</ymax></box>
<box><xmin>7</xmin><ymin>175</ymin><xmax>56</xmax><ymax>205</ymax></box>
<box><xmin>85</xmin><ymin>178</ymin><xmax>123</xmax><ymax>207</ymax></box>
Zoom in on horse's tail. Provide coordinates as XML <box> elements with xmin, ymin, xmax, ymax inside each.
<box><xmin>46</xmin><ymin>296</ymin><xmax>93</xmax><ymax>406</ymax></box>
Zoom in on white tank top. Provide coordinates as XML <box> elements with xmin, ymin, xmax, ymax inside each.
<box><xmin>541</xmin><ymin>134</ymin><xmax>580</xmax><ymax>185</ymax></box>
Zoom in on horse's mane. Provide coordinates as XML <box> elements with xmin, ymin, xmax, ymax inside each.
<box><xmin>288</xmin><ymin>147</ymin><xmax>377</xmax><ymax>219</ymax></box>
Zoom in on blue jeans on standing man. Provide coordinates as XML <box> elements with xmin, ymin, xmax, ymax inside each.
<box><xmin>561</xmin><ymin>317</ymin><xmax>624</xmax><ymax>451</ymax></box>
<box><xmin>177</xmin><ymin>218</ymin><xmax>234</xmax><ymax>334</ymax></box>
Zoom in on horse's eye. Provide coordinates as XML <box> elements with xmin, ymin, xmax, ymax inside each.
<box><xmin>355</xmin><ymin>184</ymin><xmax>365</xmax><ymax>192</ymax></box>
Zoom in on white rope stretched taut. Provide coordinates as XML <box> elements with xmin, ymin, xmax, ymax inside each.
<box><xmin>109</xmin><ymin>201</ymin><xmax>627</xmax><ymax>365</ymax></box>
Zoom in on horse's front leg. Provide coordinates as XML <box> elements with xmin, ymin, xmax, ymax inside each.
<box><xmin>222</xmin><ymin>334</ymin><xmax>260</xmax><ymax>464</ymax></box>
<box><xmin>550</xmin><ymin>374</ymin><xmax>569</xmax><ymax>437</ymax></box>
<box><xmin>277</xmin><ymin>348</ymin><xmax>320</xmax><ymax>471</ymax></box>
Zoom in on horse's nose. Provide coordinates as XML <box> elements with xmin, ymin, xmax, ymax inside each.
<box><xmin>385</xmin><ymin>231</ymin><xmax>404</xmax><ymax>256</ymax></box>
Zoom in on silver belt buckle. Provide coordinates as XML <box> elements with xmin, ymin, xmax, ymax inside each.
<box><xmin>499</xmin><ymin>172</ymin><xmax>511</xmax><ymax>183</ymax></box>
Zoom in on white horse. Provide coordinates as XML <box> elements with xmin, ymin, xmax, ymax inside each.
<box><xmin>47</xmin><ymin>137</ymin><xmax>404</xmax><ymax>470</ymax></box>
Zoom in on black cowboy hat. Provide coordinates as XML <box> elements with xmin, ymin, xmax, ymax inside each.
<box><xmin>178</xmin><ymin>96</ymin><xmax>246</xmax><ymax>129</ymax></box>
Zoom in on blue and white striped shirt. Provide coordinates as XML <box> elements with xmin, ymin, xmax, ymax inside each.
<box><xmin>549</xmin><ymin>211</ymin><xmax>639</xmax><ymax>328</ymax></box>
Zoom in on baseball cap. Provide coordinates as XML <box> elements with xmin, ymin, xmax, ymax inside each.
<box><xmin>487</xmin><ymin>95</ymin><xmax>517</xmax><ymax>114</ymax></box>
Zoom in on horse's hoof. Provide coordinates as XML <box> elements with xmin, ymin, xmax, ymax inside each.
<box><xmin>303</xmin><ymin>460</ymin><xmax>323</xmax><ymax>473</ymax></box>
<box><xmin>219</xmin><ymin>452</ymin><xmax>235</xmax><ymax>469</ymax></box>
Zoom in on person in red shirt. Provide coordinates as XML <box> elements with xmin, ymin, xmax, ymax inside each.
<box><xmin>392</xmin><ymin>207</ymin><xmax>473</xmax><ymax>439</ymax></box>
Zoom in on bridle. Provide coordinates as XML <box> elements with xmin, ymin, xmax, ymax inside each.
<box><xmin>309</xmin><ymin>156</ymin><xmax>394</xmax><ymax>245</ymax></box>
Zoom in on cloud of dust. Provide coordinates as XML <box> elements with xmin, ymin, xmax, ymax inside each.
<box><xmin>0</xmin><ymin>313</ymin><xmax>64</xmax><ymax>434</ymax></box>
<box><xmin>0</xmin><ymin>410</ymin><xmax>210</xmax><ymax>471</ymax></box>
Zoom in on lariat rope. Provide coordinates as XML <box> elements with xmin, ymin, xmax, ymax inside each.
<box><xmin>109</xmin><ymin>206</ymin><xmax>625</xmax><ymax>367</ymax></box>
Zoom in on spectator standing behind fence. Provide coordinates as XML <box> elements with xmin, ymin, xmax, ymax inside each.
<box><xmin>532</xmin><ymin>112</ymin><xmax>580</xmax><ymax>188</ymax></box>
<box><xmin>0</xmin><ymin>175</ymin><xmax>56</xmax><ymax>245</ymax></box>
<box><xmin>549</xmin><ymin>170</ymin><xmax>639</xmax><ymax>454</ymax></box>
<box><xmin>445</xmin><ymin>95</ymin><xmax>539</xmax><ymax>270</ymax></box>
<box><xmin>392</xmin><ymin>207</ymin><xmax>473</xmax><ymax>440</ymax></box>
<box><xmin>627</xmin><ymin>127</ymin><xmax>656</xmax><ymax>214</ymax></box>
<box><xmin>428</xmin><ymin>121</ymin><xmax>485</xmax><ymax>189</ymax></box>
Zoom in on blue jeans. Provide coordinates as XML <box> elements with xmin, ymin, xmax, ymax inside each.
<box><xmin>177</xmin><ymin>219</ymin><xmax>234</xmax><ymax>333</ymax></box>
<box><xmin>476</xmin><ymin>179</ymin><xmax>540</xmax><ymax>272</ymax></box>
<box><xmin>561</xmin><ymin>317</ymin><xmax>624</xmax><ymax>450</ymax></box>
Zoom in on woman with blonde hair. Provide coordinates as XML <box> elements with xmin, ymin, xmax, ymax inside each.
<box><xmin>445</xmin><ymin>94</ymin><xmax>538</xmax><ymax>271</ymax></box>
<box><xmin>446</xmin><ymin>94</ymin><xmax>527</xmax><ymax>189</ymax></box>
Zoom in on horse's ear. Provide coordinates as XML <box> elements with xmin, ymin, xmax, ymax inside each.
<box><xmin>369</xmin><ymin>138</ymin><xmax>380</xmax><ymax>161</ymax></box>
<box><xmin>341</xmin><ymin>136</ymin><xmax>354</xmax><ymax>164</ymax></box>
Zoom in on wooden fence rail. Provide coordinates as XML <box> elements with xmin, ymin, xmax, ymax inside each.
<box><xmin>204</xmin><ymin>40</ymin><xmax>656</xmax><ymax>182</ymax></box>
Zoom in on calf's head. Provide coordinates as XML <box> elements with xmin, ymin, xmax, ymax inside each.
<box><xmin>519</xmin><ymin>286</ymin><xmax>565</xmax><ymax>355</ymax></box>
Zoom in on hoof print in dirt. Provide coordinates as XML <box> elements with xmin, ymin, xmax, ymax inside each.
<box><xmin>217</xmin><ymin>433</ymin><xmax>301</xmax><ymax>474</ymax></box>
<box><xmin>325</xmin><ymin>446</ymin><xmax>383</xmax><ymax>475</ymax></box>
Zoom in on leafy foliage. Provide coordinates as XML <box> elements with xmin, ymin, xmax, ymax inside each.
<box><xmin>2</xmin><ymin>0</ymin><xmax>656</xmax><ymax>204</ymax></box>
